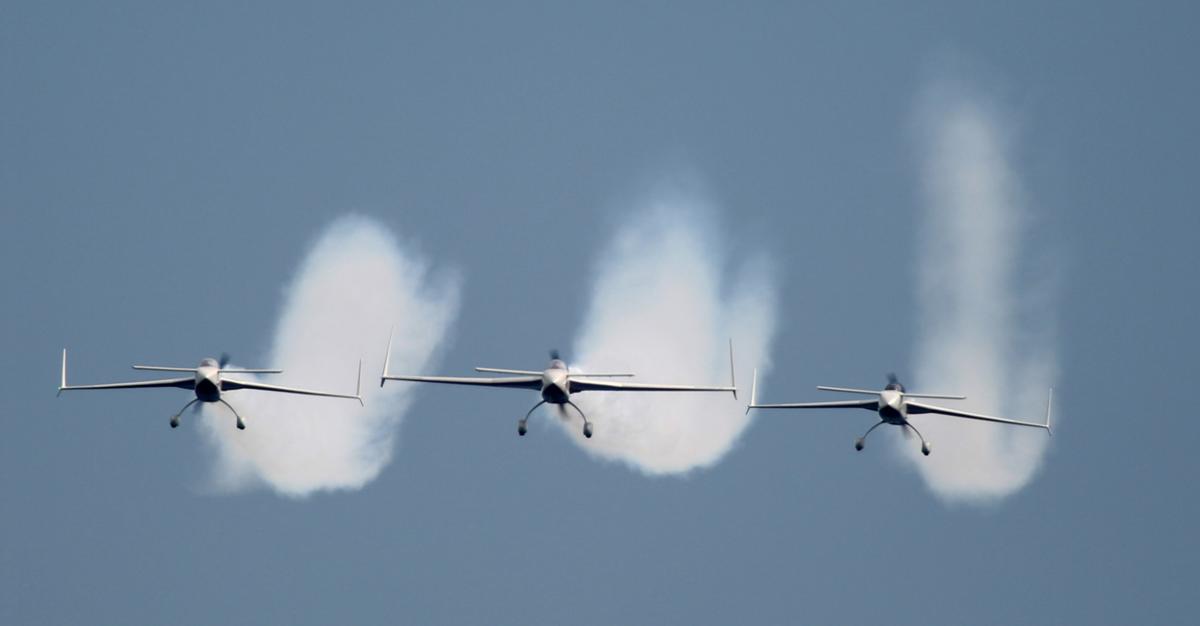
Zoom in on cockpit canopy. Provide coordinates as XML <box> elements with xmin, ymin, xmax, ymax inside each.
<box><xmin>200</xmin><ymin>357</ymin><xmax>219</xmax><ymax>368</ymax></box>
<box><xmin>549</xmin><ymin>359</ymin><xmax>568</xmax><ymax>371</ymax></box>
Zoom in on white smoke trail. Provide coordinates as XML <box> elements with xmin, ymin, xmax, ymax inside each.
<box><xmin>198</xmin><ymin>216</ymin><xmax>460</xmax><ymax>497</ymax></box>
<box><xmin>562</xmin><ymin>185</ymin><xmax>777</xmax><ymax>474</ymax></box>
<box><xmin>901</xmin><ymin>81</ymin><xmax>1058</xmax><ymax>502</ymax></box>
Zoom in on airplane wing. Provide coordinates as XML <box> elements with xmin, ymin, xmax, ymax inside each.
<box><xmin>744</xmin><ymin>369</ymin><xmax>877</xmax><ymax>412</ymax></box>
<box><xmin>749</xmin><ymin>399</ymin><xmax>880</xmax><ymax>410</ymax></box>
<box><xmin>58</xmin><ymin>377</ymin><xmax>195</xmax><ymax>395</ymax></box>
<box><xmin>381</xmin><ymin>374</ymin><xmax>543</xmax><ymax>390</ymax></box>
<box><xmin>58</xmin><ymin>349</ymin><xmax>195</xmax><ymax>396</ymax></box>
<box><xmin>569</xmin><ymin>378</ymin><xmax>735</xmax><ymax>394</ymax></box>
<box><xmin>905</xmin><ymin>400</ymin><xmax>1050</xmax><ymax>430</ymax></box>
<box><xmin>222</xmin><ymin>377</ymin><xmax>364</xmax><ymax>405</ymax></box>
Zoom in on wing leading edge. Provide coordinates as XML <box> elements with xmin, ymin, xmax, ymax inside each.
<box><xmin>569</xmin><ymin>377</ymin><xmax>736</xmax><ymax>395</ymax></box>
<box><xmin>58</xmin><ymin>349</ymin><xmax>194</xmax><ymax>396</ymax></box>
<box><xmin>222</xmin><ymin>361</ymin><xmax>364</xmax><ymax>405</ymax></box>
<box><xmin>381</xmin><ymin>374</ymin><xmax>543</xmax><ymax>390</ymax></box>
<box><xmin>905</xmin><ymin>392</ymin><xmax>1053</xmax><ymax>433</ymax></box>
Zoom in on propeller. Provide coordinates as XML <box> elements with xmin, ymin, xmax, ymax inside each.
<box><xmin>887</xmin><ymin>372</ymin><xmax>900</xmax><ymax>386</ymax></box>
<box><xmin>549</xmin><ymin>349</ymin><xmax>561</xmax><ymax>361</ymax></box>
<box><xmin>219</xmin><ymin>353</ymin><xmax>232</xmax><ymax>369</ymax></box>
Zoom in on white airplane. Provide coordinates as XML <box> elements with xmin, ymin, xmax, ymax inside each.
<box><xmin>58</xmin><ymin>350</ymin><xmax>363</xmax><ymax>430</ymax></box>
<box><xmin>380</xmin><ymin>337</ymin><xmax>738</xmax><ymax>439</ymax></box>
<box><xmin>747</xmin><ymin>372</ymin><xmax>1051</xmax><ymax>456</ymax></box>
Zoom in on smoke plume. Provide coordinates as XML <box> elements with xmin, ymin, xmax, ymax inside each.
<box><xmin>562</xmin><ymin>185</ymin><xmax>777</xmax><ymax>474</ymax></box>
<box><xmin>198</xmin><ymin>216</ymin><xmax>460</xmax><ymax>497</ymax></box>
<box><xmin>901</xmin><ymin>81</ymin><xmax>1058</xmax><ymax>502</ymax></box>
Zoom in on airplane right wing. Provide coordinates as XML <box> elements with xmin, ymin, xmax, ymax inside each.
<box><xmin>745</xmin><ymin>368</ymin><xmax>878</xmax><ymax>413</ymax></box>
<box><xmin>380</xmin><ymin>374</ymin><xmax>543</xmax><ymax>390</ymax></box>
<box><xmin>58</xmin><ymin>349</ymin><xmax>194</xmax><ymax>396</ymax></box>
<box><xmin>58</xmin><ymin>377</ymin><xmax>195</xmax><ymax>395</ymax></box>
<box><xmin>749</xmin><ymin>399</ymin><xmax>880</xmax><ymax>410</ymax></box>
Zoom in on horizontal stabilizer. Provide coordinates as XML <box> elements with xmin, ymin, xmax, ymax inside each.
<box><xmin>903</xmin><ymin>393</ymin><xmax>967</xmax><ymax>400</ymax></box>
<box><xmin>816</xmin><ymin>385</ymin><xmax>880</xmax><ymax>395</ymax></box>
<box><xmin>476</xmin><ymin>367</ymin><xmax>544</xmax><ymax>376</ymax></box>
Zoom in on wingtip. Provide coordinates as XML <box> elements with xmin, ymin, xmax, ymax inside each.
<box><xmin>727</xmin><ymin>338</ymin><xmax>737</xmax><ymax>400</ymax></box>
<box><xmin>58</xmin><ymin>348</ymin><xmax>67</xmax><ymax>396</ymax></box>
<box><xmin>381</xmin><ymin>327</ymin><xmax>395</xmax><ymax>387</ymax></box>
<box><xmin>355</xmin><ymin>359</ymin><xmax>363</xmax><ymax>402</ymax></box>
<box><xmin>746</xmin><ymin>368</ymin><xmax>759</xmax><ymax>414</ymax></box>
<box><xmin>1045</xmin><ymin>387</ymin><xmax>1054</xmax><ymax>436</ymax></box>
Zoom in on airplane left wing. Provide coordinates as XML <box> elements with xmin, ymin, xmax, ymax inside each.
<box><xmin>906</xmin><ymin>394</ymin><xmax>1052</xmax><ymax>432</ymax></box>
<box><xmin>222</xmin><ymin>361</ymin><xmax>363</xmax><ymax>406</ymax></box>
<box><xmin>222</xmin><ymin>378</ymin><xmax>364</xmax><ymax>405</ymax></box>
<box><xmin>569</xmin><ymin>378</ymin><xmax>736</xmax><ymax>396</ymax></box>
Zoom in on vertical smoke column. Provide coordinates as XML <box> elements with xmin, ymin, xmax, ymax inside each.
<box><xmin>199</xmin><ymin>216</ymin><xmax>460</xmax><ymax>497</ymax></box>
<box><xmin>904</xmin><ymin>81</ymin><xmax>1058</xmax><ymax>502</ymax></box>
<box><xmin>565</xmin><ymin>184</ymin><xmax>777</xmax><ymax>474</ymax></box>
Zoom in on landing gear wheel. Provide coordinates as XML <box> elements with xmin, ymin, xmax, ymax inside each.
<box><xmin>583</xmin><ymin>423</ymin><xmax>593</xmax><ymax>439</ymax></box>
<box><xmin>921</xmin><ymin>443</ymin><xmax>931</xmax><ymax>456</ymax></box>
<box><xmin>170</xmin><ymin>416</ymin><xmax>180</xmax><ymax>429</ymax></box>
<box><xmin>236</xmin><ymin>418</ymin><xmax>246</xmax><ymax>431</ymax></box>
<box><xmin>854</xmin><ymin>438</ymin><xmax>864</xmax><ymax>451</ymax></box>
<box><xmin>518</xmin><ymin>420</ymin><xmax>527</xmax><ymax>437</ymax></box>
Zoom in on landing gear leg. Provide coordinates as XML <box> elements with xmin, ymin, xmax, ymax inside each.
<box><xmin>855</xmin><ymin>420</ymin><xmax>886</xmax><ymax>451</ymax></box>
<box><xmin>564</xmin><ymin>400</ymin><xmax>592</xmax><ymax>439</ymax></box>
<box><xmin>905</xmin><ymin>422</ymin><xmax>931</xmax><ymax>456</ymax></box>
<box><xmin>519</xmin><ymin>401</ymin><xmax>546</xmax><ymax>437</ymax></box>
<box><xmin>218</xmin><ymin>399</ymin><xmax>246</xmax><ymax>430</ymax></box>
<box><xmin>170</xmin><ymin>399</ymin><xmax>200</xmax><ymax>429</ymax></box>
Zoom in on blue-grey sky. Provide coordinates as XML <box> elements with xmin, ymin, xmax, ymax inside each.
<box><xmin>2</xmin><ymin>2</ymin><xmax>1198</xmax><ymax>624</ymax></box>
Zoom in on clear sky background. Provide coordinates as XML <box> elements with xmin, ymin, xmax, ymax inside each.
<box><xmin>2</xmin><ymin>2</ymin><xmax>1198</xmax><ymax>624</ymax></box>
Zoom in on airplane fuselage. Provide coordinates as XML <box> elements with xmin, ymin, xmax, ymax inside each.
<box><xmin>878</xmin><ymin>389</ymin><xmax>908</xmax><ymax>424</ymax></box>
<box><xmin>194</xmin><ymin>360</ymin><xmax>222</xmax><ymax>402</ymax></box>
<box><xmin>540</xmin><ymin>367</ymin><xmax>571</xmax><ymax>404</ymax></box>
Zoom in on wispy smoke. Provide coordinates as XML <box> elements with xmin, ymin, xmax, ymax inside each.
<box><xmin>198</xmin><ymin>216</ymin><xmax>460</xmax><ymax>497</ymax></box>
<box><xmin>901</xmin><ymin>81</ymin><xmax>1058</xmax><ymax>502</ymax></box>
<box><xmin>562</xmin><ymin>184</ymin><xmax>777</xmax><ymax>474</ymax></box>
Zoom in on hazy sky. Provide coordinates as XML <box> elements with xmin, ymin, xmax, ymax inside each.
<box><xmin>2</xmin><ymin>2</ymin><xmax>1198</xmax><ymax>624</ymax></box>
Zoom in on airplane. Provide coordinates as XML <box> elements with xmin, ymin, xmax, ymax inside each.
<box><xmin>58</xmin><ymin>350</ymin><xmax>363</xmax><ymax>430</ymax></box>
<box><xmin>380</xmin><ymin>335</ymin><xmax>738</xmax><ymax>439</ymax></box>
<box><xmin>746</xmin><ymin>372</ymin><xmax>1051</xmax><ymax>456</ymax></box>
